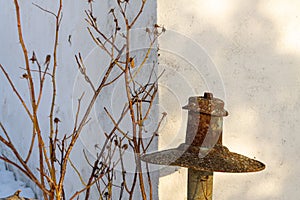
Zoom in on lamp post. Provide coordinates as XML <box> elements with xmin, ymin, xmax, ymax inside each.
<box><xmin>142</xmin><ymin>92</ymin><xmax>265</xmax><ymax>200</ymax></box>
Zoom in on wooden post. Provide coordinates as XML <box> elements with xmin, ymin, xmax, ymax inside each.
<box><xmin>185</xmin><ymin>93</ymin><xmax>223</xmax><ymax>200</ymax></box>
<box><xmin>188</xmin><ymin>169</ymin><xmax>213</xmax><ymax>200</ymax></box>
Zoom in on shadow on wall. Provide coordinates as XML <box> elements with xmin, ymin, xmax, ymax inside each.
<box><xmin>158</xmin><ymin>0</ymin><xmax>300</xmax><ymax>199</ymax></box>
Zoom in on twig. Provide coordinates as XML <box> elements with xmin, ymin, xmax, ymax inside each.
<box><xmin>47</xmin><ymin>1</ymin><xmax>63</xmax><ymax>197</ymax></box>
<box><xmin>143</xmin><ymin>112</ymin><xmax>167</xmax><ymax>153</ymax></box>
<box><xmin>32</xmin><ymin>3</ymin><xmax>56</xmax><ymax>17</ymax></box>
<box><xmin>85</xmin><ymin>11</ymin><xmax>120</xmax><ymax>53</ymax></box>
<box><xmin>0</xmin><ymin>124</ymin><xmax>49</xmax><ymax>194</ymax></box>
<box><xmin>68</xmin><ymin>157</ymin><xmax>87</xmax><ymax>186</ymax></box>
<box><xmin>12</xmin><ymin>2</ymin><xmax>49</xmax><ymax>198</ymax></box>
<box><xmin>0</xmin><ymin>64</ymin><xmax>33</xmax><ymax>121</ymax></box>
<box><xmin>19</xmin><ymin>67</ymin><xmax>53</xmax><ymax>77</ymax></box>
<box><xmin>129</xmin><ymin>0</ymin><xmax>146</xmax><ymax>28</ymax></box>
<box><xmin>24</xmin><ymin>127</ymin><xmax>36</xmax><ymax>163</ymax></box>
<box><xmin>58</xmin><ymin>45</ymin><xmax>126</xmax><ymax>196</ymax></box>
<box><xmin>103</xmin><ymin>107</ymin><xmax>132</xmax><ymax>140</ymax></box>
<box><xmin>75</xmin><ymin>53</ymin><xmax>96</xmax><ymax>92</ymax></box>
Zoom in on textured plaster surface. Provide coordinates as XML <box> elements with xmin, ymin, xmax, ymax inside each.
<box><xmin>157</xmin><ymin>0</ymin><xmax>300</xmax><ymax>199</ymax></box>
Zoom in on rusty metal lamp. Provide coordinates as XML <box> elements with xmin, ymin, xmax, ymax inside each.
<box><xmin>141</xmin><ymin>92</ymin><xmax>265</xmax><ymax>200</ymax></box>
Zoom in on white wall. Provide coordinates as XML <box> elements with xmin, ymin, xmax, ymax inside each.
<box><xmin>157</xmin><ymin>0</ymin><xmax>300</xmax><ymax>199</ymax></box>
<box><xmin>2</xmin><ymin>0</ymin><xmax>300</xmax><ymax>199</ymax></box>
<box><xmin>0</xmin><ymin>0</ymin><xmax>158</xmax><ymax>199</ymax></box>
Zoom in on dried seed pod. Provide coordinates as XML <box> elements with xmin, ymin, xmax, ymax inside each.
<box><xmin>122</xmin><ymin>144</ymin><xmax>128</xmax><ymax>150</ymax></box>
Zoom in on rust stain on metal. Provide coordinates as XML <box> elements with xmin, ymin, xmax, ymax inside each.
<box><xmin>142</xmin><ymin>143</ymin><xmax>265</xmax><ymax>172</ymax></box>
<box><xmin>141</xmin><ymin>92</ymin><xmax>265</xmax><ymax>199</ymax></box>
<box><xmin>142</xmin><ymin>92</ymin><xmax>265</xmax><ymax>173</ymax></box>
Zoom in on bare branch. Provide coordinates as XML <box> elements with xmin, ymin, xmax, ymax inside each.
<box><xmin>129</xmin><ymin>0</ymin><xmax>146</xmax><ymax>28</ymax></box>
<box><xmin>75</xmin><ymin>53</ymin><xmax>96</xmax><ymax>92</ymax></box>
<box><xmin>19</xmin><ymin>67</ymin><xmax>53</xmax><ymax>78</ymax></box>
<box><xmin>0</xmin><ymin>64</ymin><xmax>33</xmax><ymax>121</ymax></box>
<box><xmin>68</xmin><ymin>157</ymin><xmax>87</xmax><ymax>186</ymax></box>
<box><xmin>24</xmin><ymin>127</ymin><xmax>36</xmax><ymax>163</ymax></box>
<box><xmin>143</xmin><ymin>112</ymin><xmax>167</xmax><ymax>153</ymax></box>
<box><xmin>32</xmin><ymin>3</ymin><xmax>56</xmax><ymax>17</ymax></box>
<box><xmin>85</xmin><ymin>10</ymin><xmax>121</xmax><ymax>53</ymax></box>
<box><xmin>0</xmin><ymin>124</ymin><xmax>48</xmax><ymax>194</ymax></box>
<box><xmin>59</xmin><ymin>45</ymin><xmax>126</xmax><ymax>195</ymax></box>
<box><xmin>104</xmin><ymin>107</ymin><xmax>131</xmax><ymax>140</ymax></box>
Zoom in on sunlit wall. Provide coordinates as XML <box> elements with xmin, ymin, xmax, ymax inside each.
<box><xmin>157</xmin><ymin>0</ymin><xmax>300</xmax><ymax>199</ymax></box>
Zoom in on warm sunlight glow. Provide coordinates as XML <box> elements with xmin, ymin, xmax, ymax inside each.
<box><xmin>203</xmin><ymin>0</ymin><xmax>230</xmax><ymax>15</ymax></box>
<box><xmin>194</xmin><ymin>0</ymin><xmax>233</xmax><ymax>21</ymax></box>
<box><xmin>159</xmin><ymin>169</ymin><xmax>187</xmax><ymax>200</ymax></box>
<box><xmin>260</xmin><ymin>0</ymin><xmax>300</xmax><ymax>54</ymax></box>
<box><xmin>281</xmin><ymin>24</ymin><xmax>300</xmax><ymax>53</ymax></box>
<box><xmin>192</xmin><ymin>0</ymin><xmax>235</xmax><ymax>34</ymax></box>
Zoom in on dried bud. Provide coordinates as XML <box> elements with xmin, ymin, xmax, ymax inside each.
<box><xmin>109</xmin><ymin>8</ymin><xmax>114</xmax><ymax>14</ymax></box>
<box><xmin>44</xmin><ymin>55</ymin><xmax>51</xmax><ymax>66</ymax></box>
<box><xmin>54</xmin><ymin>117</ymin><xmax>61</xmax><ymax>123</ymax></box>
<box><xmin>89</xmin><ymin>11</ymin><xmax>97</xmax><ymax>22</ymax></box>
<box><xmin>129</xmin><ymin>57</ymin><xmax>135</xmax><ymax>68</ymax></box>
<box><xmin>122</xmin><ymin>144</ymin><xmax>128</xmax><ymax>150</ymax></box>
<box><xmin>114</xmin><ymin>139</ymin><xmax>119</xmax><ymax>146</ymax></box>
<box><xmin>22</xmin><ymin>73</ymin><xmax>29</xmax><ymax>79</ymax></box>
<box><xmin>30</xmin><ymin>52</ymin><xmax>36</xmax><ymax>63</ymax></box>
